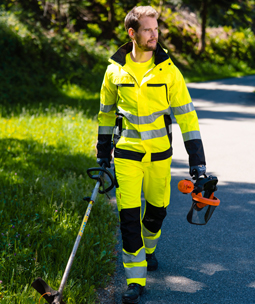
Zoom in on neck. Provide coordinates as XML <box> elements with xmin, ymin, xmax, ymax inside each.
<box><xmin>131</xmin><ymin>42</ymin><xmax>153</xmax><ymax>63</ymax></box>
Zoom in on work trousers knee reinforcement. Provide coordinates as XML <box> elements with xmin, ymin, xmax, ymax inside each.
<box><xmin>115</xmin><ymin>157</ymin><xmax>172</xmax><ymax>286</ymax></box>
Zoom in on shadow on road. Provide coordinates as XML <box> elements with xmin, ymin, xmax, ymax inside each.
<box><xmin>186</xmin><ymin>75</ymin><xmax>255</xmax><ymax>121</ymax></box>
<box><xmin>195</xmin><ymin>108</ymin><xmax>255</xmax><ymax>121</ymax></box>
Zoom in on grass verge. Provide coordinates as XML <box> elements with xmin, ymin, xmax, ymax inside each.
<box><xmin>0</xmin><ymin>103</ymin><xmax>117</xmax><ymax>304</ymax></box>
<box><xmin>182</xmin><ymin>59</ymin><xmax>255</xmax><ymax>83</ymax></box>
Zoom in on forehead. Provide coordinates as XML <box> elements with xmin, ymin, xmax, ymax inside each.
<box><xmin>138</xmin><ymin>16</ymin><xmax>158</xmax><ymax>30</ymax></box>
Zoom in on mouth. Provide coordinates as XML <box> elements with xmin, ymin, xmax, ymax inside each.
<box><xmin>148</xmin><ymin>39</ymin><xmax>157</xmax><ymax>44</ymax></box>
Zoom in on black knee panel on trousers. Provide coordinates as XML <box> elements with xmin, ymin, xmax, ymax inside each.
<box><xmin>142</xmin><ymin>201</ymin><xmax>167</xmax><ymax>233</ymax></box>
<box><xmin>120</xmin><ymin>207</ymin><xmax>143</xmax><ymax>253</ymax></box>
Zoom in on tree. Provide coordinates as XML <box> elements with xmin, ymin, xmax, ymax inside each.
<box><xmin>182</xmin><ymin>0</ymin><xmax>255</xmax><ymax>54</ymax></box>
<box><xmin>200</xmin><ymin>0</ymin><xmax>208</xmax><ymax>53</ymax></box>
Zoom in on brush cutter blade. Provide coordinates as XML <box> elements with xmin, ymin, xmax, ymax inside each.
<box><xmin>31</xmin><ymin>278</ymin><xmax>66</xmax><ymax>304</ymax></box>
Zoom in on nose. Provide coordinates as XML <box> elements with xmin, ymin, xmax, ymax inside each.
<box><xmin>151</xmin><ymin>29</ymin><xmax>158</xmax><ymax>38</ymax></box>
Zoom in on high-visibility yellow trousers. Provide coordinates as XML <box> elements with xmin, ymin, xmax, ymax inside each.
<box><xmin>114</xmin><ymin>157</ymin><xmax>172</xmax><ymax>286</ymax></box>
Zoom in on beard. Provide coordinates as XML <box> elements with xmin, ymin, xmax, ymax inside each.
<box><xmin>134</xmin><ymin>35</ymin><xmax>158</xmax><ymax>52</ymax></box>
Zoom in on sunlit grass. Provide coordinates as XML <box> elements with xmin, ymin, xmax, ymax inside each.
<box><xmin>0</xmin><ymin>109</ymin><xmax>97</xmax><ymax>155</ymax></box>
<box><xmin>183</xmin><ymin>60</ymin><xmax>255</xmax><ymax>83</ymax></box>
<box><xmin>0</xmin><ymin>107</ymin><xmax>117</xmax><ymax>304</ymax></box>
<box><xmin>61</xmin><ymin>83</ymin><xmax>100</xmax><ymax>100</ymax></box>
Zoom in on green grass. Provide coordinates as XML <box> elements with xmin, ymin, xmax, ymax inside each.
<box><xmin>0</xmin><ymin>104</ymin><xmax>117</xmax><ymax>303</ymax></box>
<box><xmin>182</xmin><ymin>58</ymin><xmax>255</xmax><ymax>83</ymax></box>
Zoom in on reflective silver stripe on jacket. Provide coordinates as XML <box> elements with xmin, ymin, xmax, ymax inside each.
<box><xmin>113</xmin><ymin>126</ymin><xmax>121</xmax><ymax>135</ymax></box>
<box><xmin>98</xmin><ymin>126</ymin><xmax>114</xmax><ymax>135</ymax></box>
<box><xmin>125</xmin><ymin>266</ymin><xmax>147</xmax><ymax>279</ymax></box>
<box><xmin>120</xmin><ymin>127</ymin><xmax>169</xmax><ymax>140</ymax></box>
<box><xmin>100</xmin><ymin>103</ymin><xmax>116</xmax><ymax>113</ymax></box>
<box><xmin>182</xmin><ymin>130</ymin><xmax>201</xmax><ymax>141</ymax></box>
<box><xmin>171</xmin><ymin>103</ymin><xmax>195</xmax><ymax>116</ymax></box>
<box><xmin>121</xmin><ymin>129</ymin><xmax>140</xmax><ymax>138</ymax></box>
<box><xmin>122</xmin><ymin>248</ymin><xmax>146</xmax><ymax>264</ymax></box>
<box><xmin>117</xmin><ymin>106</ymin><xmax>171</xmax><ymax>125</ymax></box>
<box><xmin>141</xmin><ymin>127</ymin><xmax>167</xmax><ymax>140</ymax></box>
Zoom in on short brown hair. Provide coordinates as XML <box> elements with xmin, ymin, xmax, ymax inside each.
<box><xmin>124</xmin><ymin>6</ymin><xmax>159</xmax><ymax>32</ymax></box>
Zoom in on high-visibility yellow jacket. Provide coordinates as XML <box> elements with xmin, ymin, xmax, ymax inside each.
<box><xmin>97</xmin><ymin>42</ymin><xmax>205</xmax><ymax>166</ymax></box>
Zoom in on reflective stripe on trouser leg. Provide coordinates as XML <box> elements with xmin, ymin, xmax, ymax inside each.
<box><xmin>142</xmin><ymin>201</ymin><xmax>167</xmax><ymax>254</ymax></box>
<box><xmin>142</xmin><ymin>225</ymin><xmax>161</xmax><ymax>254</ymax></box>
<box><xmin>123</xmin><ymin>247</ymin><xmax>147</xmax><ymax>286</ymax></box>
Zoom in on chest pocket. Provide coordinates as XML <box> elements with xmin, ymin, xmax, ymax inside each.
<box><xmin>116</xmin><ymin>83</ymin><xmax>137</xmax><ymax>113</ymax></box>
<box><xmin>147</xmin><ymin>83</ymin><xmax>169</xmax><ymax>112</ymax></box>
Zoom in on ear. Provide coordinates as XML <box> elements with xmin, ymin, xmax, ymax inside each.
<box><xmin>128</xmin><ymin>28</ymin><xmax>135</xmax><ymax>40</ymax></box>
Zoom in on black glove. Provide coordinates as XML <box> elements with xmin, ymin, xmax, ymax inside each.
<box><xmin>97</xmin><ymin>158</ymin><xmax>111</xmax><ymax>168</ymax></box>
<box><xmin>190</xmin><ymin>165</ymin><xmax>206</xmax><ymax>180</ymax></box>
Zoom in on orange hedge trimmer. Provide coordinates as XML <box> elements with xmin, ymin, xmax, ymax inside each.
<box><xmin>178</xmin><ymin>175</ymin><xmax>220</xmax><ymax>225</ymax></box>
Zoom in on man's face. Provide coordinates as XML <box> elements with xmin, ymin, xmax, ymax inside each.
<box><xmin>133</xmin><ymin>16</ymin><xmax>158</xmax><ymax>52</ymax></box>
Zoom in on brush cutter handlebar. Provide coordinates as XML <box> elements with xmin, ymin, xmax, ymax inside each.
<box><xmin>87</xmin><ymin>166</ymin><xmax>114</xmax><ymax>194</ymax></box>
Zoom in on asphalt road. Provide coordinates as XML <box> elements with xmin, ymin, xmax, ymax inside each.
<box><xmin>106</xmin><ymin>75</ymin><xmax>255</xmax><ymax>304</ymax></box>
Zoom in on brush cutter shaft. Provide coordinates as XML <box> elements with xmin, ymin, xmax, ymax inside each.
<box><xmin>91</xmin><ymin>180</ymin><xmax>101</xmax><ymax>202</ymax></box>
<box><xmin>54</xmin><ymin>180</ymin><xmax>101</xmax><ymax>304</ymax></box>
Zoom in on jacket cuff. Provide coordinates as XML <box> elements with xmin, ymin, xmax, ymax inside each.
<box><xmin>184</xmin><ymin>139</ymin><xmax>206</xmax><ymax>167</ymax></box>
<box><xmin>97</xmin><ymin>134</ymin><xmax>112</xmax><ymax>158</ymax></box>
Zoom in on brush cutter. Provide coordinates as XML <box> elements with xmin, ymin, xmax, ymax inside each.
<box><xmin>31</xmin><ymin>164</ymin><xmax>114</xmax><ymax>304</ymax></box>
<box><xmin>178</xmin><ymin>174</ymin><xmax>220</xmax><ymax>225</ymax></box>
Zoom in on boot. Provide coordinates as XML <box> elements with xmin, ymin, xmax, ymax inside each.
<box><xmin>146</xmin><ymin>252</ymin><xmax>158</xmax><ymax>271</ymax></box>
<box><xmin>122</xmin><ymin>283</ymin><xmax>144</xmax><ymax>304</ymax></box>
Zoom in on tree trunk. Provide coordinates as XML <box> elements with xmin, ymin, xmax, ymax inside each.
<box><xmin>57</xmin><ymin>0</ymin><xmax>61</xmax><ymax>32</ymax></box>
<box><xmin>57</xmin><ymin>0</ymin><xmax>61</xmax><ymax>19</ymax></box>
<box><xmin>43</xmin><ymin>0</ymin><xmax>48</xmax><ymax>17</ymax></box>
<box><xmin>200</xmin><ymin>0</ymin><xmax>208</xmax><ymax>54</ymax></box>
<box><xmin>108</xmin><ymin>0</ymin><xmax>115</xmax><ymax>33</ymax></box>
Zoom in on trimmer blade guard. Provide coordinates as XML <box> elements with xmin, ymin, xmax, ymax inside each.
<box><xmin>31</xmin><ymin>278</ymin><xmax>66</xmax><ymax>304</ymax></box>
<box><xmin>186</xmin><ymin>175</ymin><xmax>220</xmax><ymax>225</ymax></box>
<box><xmin>187</xmin><ymin>199</ymin><xmax>217</xmax><ymax>225</ymax></box>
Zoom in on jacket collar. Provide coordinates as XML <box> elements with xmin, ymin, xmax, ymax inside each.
<box><xmin>110</xmin><ymin>41</ymin><xmax>169</xmax><ymax>67</ymax></box>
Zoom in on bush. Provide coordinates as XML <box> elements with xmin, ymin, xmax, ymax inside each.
<box><xmin>207</xmin><ymin>27</ymin><xmax>255</xmax><ymax>67</ymax></box>
<box><xmin>0</xmin><ymin>10</ymin><xmax>116</xmax><ymax>109</ymax></box>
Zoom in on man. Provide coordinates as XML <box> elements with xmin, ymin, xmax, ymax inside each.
<box><xmin>96</xmin><ymin>6</ymin><xmax>206</xmax><ymax>304</ymax></box>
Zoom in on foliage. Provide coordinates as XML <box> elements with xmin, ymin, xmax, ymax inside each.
<box><xmin>160</xmin><ymin>7</ymin><xmax>200</xmax><ymax>55</ymax></box>
<box><xmin>159</xmin><ymin>6</ymin><xmax>255</xmax><ymax>72</ymax></box>
<box><xmin>0</xmin><ymin>8</ymin><xmax>117</xmax><ymax>111</ymax></box>
<box><xmin>181</xmin><ymin>0</ymin><xmax>255</xmax><ymax>31</ymax></box>
<box><xmin>206</xmin><ymin>27</ymin><xmax>255</xmax><ymax>65</ymax></box>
